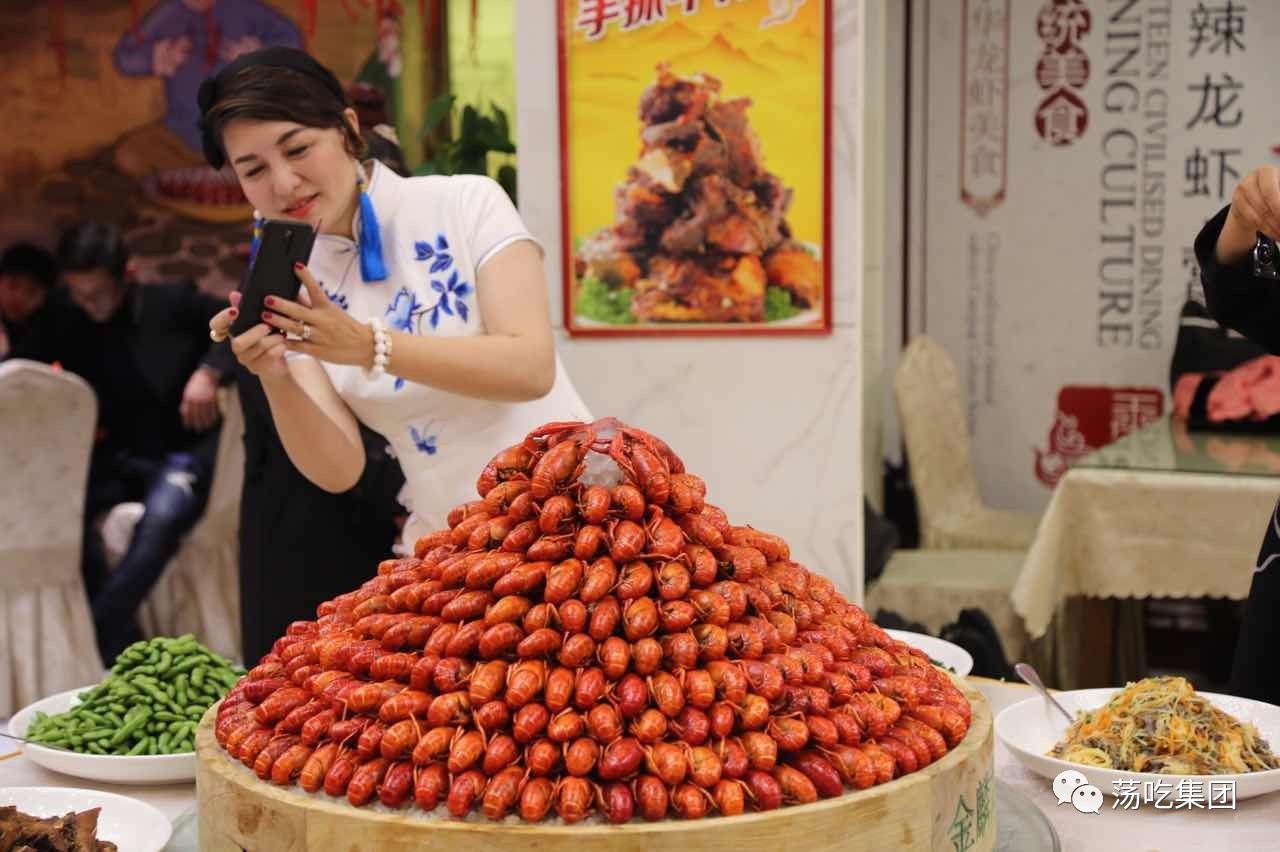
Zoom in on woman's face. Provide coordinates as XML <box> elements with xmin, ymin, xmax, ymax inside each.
<box><xmin>221</xmin><ymin>110</ymin><xmax>361</xmax><ymax>237</ymax></box>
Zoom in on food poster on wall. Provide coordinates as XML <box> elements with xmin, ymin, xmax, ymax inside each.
<box><xmin>558</xmin><ymin>0</ymin><xmax>832</xmax><ymax>335</ymax></box>
<box><xmin>914</xmin><ymin>0</ymin><xmax>1280</xmax><ymax>509</ymax></box>
<box><xmin>0</xmin><ymin>0</ymin><xmax>391</xmax><ymax>295</ymax></box>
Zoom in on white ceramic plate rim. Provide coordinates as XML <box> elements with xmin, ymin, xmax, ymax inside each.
<box><xmin>884</xmin><ymin>629</ymin><xmax>975</xmax><ymax>677</ymax></box>
<box><xmin>0</xmin><ymin>785</ymin><xmax>173</xmax><ymax>852</ymax></box>
<box><xmin>995</xmin><ymin>687</ymin><xmax>1280</xmax><ymax>799</ymax></box>
<box><xmin>8</xmin><ymin>686</ymin><xmax>196</xmax><ymax>784</ymax></box>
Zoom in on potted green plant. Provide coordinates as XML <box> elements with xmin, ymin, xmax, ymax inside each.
<box><xmin>417</xmin><ymin>93</ymin><xmax>517</xmax><ymax>203</ymax></box>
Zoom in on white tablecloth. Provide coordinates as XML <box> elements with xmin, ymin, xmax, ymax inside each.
<box><xmin>1011</xmin><ymin>466</ymin><xmax>1277</xmax><ymax>639</ymax></box>
<box><xmin>7</xmin><ymin>679</ymin><xmax>1280</xmax><ymax>851</ymax></box>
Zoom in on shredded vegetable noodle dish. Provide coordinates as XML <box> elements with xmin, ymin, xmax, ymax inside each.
<box><xmin>1049</xmin><ymin>677</ymin><xmax>1280</xmax><ymax>775</ymax></box>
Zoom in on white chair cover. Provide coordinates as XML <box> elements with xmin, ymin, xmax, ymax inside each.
<box><xmin>99</xmin><ymin>390</ymin><xmax>244</xmax><ymax>663</ymax></box>
<box><xmin>894</xmin><ymin>336</ymin><xmax>1041</xmax><ymax>549</ymax></box>
<box><xmin>0</xmin><ymin>360</ymin><xmax>103</xmax><ymax>716</ymax></box>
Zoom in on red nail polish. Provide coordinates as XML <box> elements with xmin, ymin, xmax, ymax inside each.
<box><xmin>294</xmin><ymin>262</ymin><xmax>304</xmax><ymax>271</ymax></box>
<box><xmin>229</xmin><ymin>308</ymin><xmax>238</xmax><ymax>317</ymax></box>
<box><xmin>264</xmin><ymin>296</ymin><xmax>274</xmax><ymax>306</ymax></box>
<box><xmin>262</xmin><ymin>311</ymin><xmax>271</xmax><ymax>320</ymax></box>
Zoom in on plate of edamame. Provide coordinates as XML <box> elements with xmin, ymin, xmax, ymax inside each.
<box><xmin>8</xmin><ymin>634</ymin><xmax>243</xmax><ymax>784</ymax></box>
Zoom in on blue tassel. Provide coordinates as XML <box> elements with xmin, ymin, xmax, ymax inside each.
<box><xmin>357</xmin><ymin>190</ymin><xmax>388</xmax><ymax>282</ymax></box>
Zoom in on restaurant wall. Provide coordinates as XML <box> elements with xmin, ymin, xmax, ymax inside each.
<box><xmin>514</xmin><ymin>0</ymin><xmax>867</xmax><ymax>600</ymax></box>
<box><xmin>905</xmin><ymin>0</ymin><xmax>1280</xmax><ymax>511</ymax></box>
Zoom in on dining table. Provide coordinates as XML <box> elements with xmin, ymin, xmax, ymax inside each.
<box><xmin>8</xmin><ymin>676</ymin><xmax>1280</xmax><ymax>850</ymax></box>
<box><xmin>1011</xmin><ymin>416</ymin><xmax>1280</xmax><ymax>689</ymax></box>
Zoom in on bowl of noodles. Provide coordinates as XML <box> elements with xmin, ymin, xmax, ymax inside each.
<box><xmin>995</xmin><ymin>677</ymin><xmax>1280</xmax><ymax>801</ymax></box>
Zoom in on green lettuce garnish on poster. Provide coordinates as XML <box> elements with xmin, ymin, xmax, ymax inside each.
<box><xmin>765</xmin><ymin>286</ymin><xmax>801</xmax><ymax>322</ymax></box>
<box><xmin>576</xmin><ymin>278</ymin><xmax>802</xmax><ymax>325</ymax></box>
<box><xmin>576</xmin><ymin>276</ymin><xmax>637</xmax><ymax>325</ymax></box>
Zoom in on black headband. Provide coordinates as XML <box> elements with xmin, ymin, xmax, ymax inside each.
<box><xmin>196</xmin><ymin>47</ymin><xmax>347</xmax><ymax>170</ymax></box>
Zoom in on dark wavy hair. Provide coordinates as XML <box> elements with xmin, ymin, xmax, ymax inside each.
<box><xmin>202</xmin><ymin>66</ymin><xmax>368</xmax><ymax>166</ymax></box>
<box><xmin>0</xmin><ymin>243</ymin><xmax>58</xmax><ymax>291</ymax></box>
<box><xmin>56</xmin><ymin>223</ymin><xmax>129</xmax><ymax>283</ymax></box>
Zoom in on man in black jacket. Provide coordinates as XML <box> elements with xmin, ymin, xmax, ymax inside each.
<box><xmin>0</xmin><ymin>242</ymin><xmax>93</xmax><ymax>369</ymax></box>
<box><xmin>55</xmin><ymin>222</ymin><xmax>237</xmax><ymax>663</ymax></box>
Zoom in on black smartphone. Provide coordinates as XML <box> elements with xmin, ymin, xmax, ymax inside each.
<box><xmin>230</xmin><ymin>219</ymin><xmax>316</xmax><ymax>336</ymax></box>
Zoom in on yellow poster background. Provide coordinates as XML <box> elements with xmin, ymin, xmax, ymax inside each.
<box><xmin>560</xmin><ymin>0</ymin><xmax>828</xmax><ymax>329</ymax></box>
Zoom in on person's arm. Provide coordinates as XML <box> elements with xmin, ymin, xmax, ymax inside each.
<box><xmin>175</xmin><ymin>283</ymin><xmax>233</xmax><ymax>431</ymax></box>
<box><xmin>380</xmin><ymin>240</ymin><xmax>556</xmax><ymax>401</ymax></box>
<box><xmin>182</xmin><ymin>282</ymin><xmax>238</xmax><ymax>383</ymax></box>
<box><xmin>367</xmin><ymin>174</ymin><xmax>554</xmax><ymax>399</ymax></box>
<box><xmin>261</xmin><ymin>354</ymin><xmax>366</xmax><ymax>493</ymax></box>
<box><xmin>213</xmin><ymin>290</ymin><xmax>368</xmax><ymax>493</ymax></box>
<box><xmin>1197</xmin><ymin>166</ymin><xmax>1280</xmax><ymax>354</ymax></box>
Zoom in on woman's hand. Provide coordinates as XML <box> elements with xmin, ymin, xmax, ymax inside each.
<box><xmin>209</xmin><ymin>291</ymin><xmax>293</xmax><ymax>385</ymax></box>
<box><xmin>263</xmin><ymin>264</ymin><xmax>375</xmax><ymax>368</ymax></box>
<box><xmin>1219</xmin><ymin>166</ymin><xmax>1280</xmax><ymax>264</ymax></box>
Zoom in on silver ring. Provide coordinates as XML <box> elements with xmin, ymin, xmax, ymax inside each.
<box><xmin>210</xmin><ymin>327</ymin><xmax>227</xmax><ymax>343</ymax></box>
<box><xmin>301</xmin><ymin>322</ymin><xmax>313</xmax><ymax>341</ymax></box>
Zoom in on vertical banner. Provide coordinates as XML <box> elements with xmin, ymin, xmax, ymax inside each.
<box><xmin>915</xmin><ymin>0</ymin><xmax>1278</xmax><ymax>509</ymax></box>
<box><xmin>558</xmin><ymin>0</ymin><xmax>832</xmax><ymax>335</ymax></box>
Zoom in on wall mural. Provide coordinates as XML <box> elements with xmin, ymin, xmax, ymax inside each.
<box><xmin>0</xmin><ymin>0</ymin><xmax>394</xmax><ymax>295</ymax></box>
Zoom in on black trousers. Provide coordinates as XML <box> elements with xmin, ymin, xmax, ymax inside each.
<box><xmin>238</xmin><ymin>449</ymin><xmax>404</xmax><ymax>665</ymax></box>
<box><xmin>1230</xmin><ymin>498</ymin><xmax>1280</xmax><ymax>704</ymax></box>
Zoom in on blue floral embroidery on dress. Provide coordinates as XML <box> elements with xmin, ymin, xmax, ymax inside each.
<box><xmin>409</xmin><ymin>424</ymin><xmax>438</xmax><ymax>455</ymax></box>
<box><xmin>427</xmin><ymin>270</ymin><xmax>472</xmax><ymax>328</ymax></box>
<box><xmin>415</xmin><ymin>235</ymin><xmax>453</xmax><ymax>273</ymax></box>
<box><xmin>324</xmin><ymin>287</ymin><xmax>349</xmax><ymax>311</ymax></box>
<box><xmin>385</xmin><ymin>287</ymin><xmax>423</xmax><ymax>333</ymax></box>
<box><xmin>409</xmin><ymin>233</ymin><xmax>473</xmax><ymax>330</ymax></box>
<box><xmin>380</xmin><ymin>233</ymin><xmax>473</xmax><ymax>392</ymax></box>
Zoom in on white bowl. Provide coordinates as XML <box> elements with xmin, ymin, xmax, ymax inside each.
<box><xmin>0</xmin><ymin>785</ymin><xmax>172</xmax><ymax>852</ymax></box>
<box><xmin>884</xmin><ymin>629</ymin><xmax>974</xmax><ymax>677</ymax></box>
<box><xmin>995</xmin><ymin>688</ymin><xmax>1280</xmax><ymax>801</ymax></box>
<box><xmin>8</xmin><ymin>686</ymin><xmax>196</xmax><ymax>784</ymax></box>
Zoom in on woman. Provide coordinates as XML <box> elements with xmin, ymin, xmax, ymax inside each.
<box><xmin>204</xmin><ymin>47</ymin><xmax>591</xmax><ymax>554</ymax></box>
<box><xmin>233</xmin><ymin>125</ymin><xmax>410</xmax><ymax>664</ymax></box>
<box><xmin>235</xmin><ymin>371</ymin><xmax>405</xmax><ymax>662</ymax></box>
<box><xmin>1196</xmin><ymin>164</ymin><xmax>1280</xmax><ymax>705</ymax></box>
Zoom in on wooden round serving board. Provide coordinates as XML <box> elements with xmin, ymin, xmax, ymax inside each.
<box><xmin>197</xmin><ymin>679</ymin><xmax>994</xmax><ymax>851</ymax></box>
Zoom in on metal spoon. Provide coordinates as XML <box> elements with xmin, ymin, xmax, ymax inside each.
<box><xmin>1014</xmin><ymin>662</ymin><xmax>1076</xmax><ymax>725</ymax></box>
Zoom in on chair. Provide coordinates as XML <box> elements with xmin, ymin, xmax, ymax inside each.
<box><xmin>893</xmin><ymin>336</ymin><xmax>1041</xmax><ymax>549</ymax></box>
<box><xmin>863</xmin><ymin>548</ymin><xmax>1030</xmax><ymax>665</ymax></box>
<box><xmin>0</xmin><ymin>360</ymin><xmax>104</xmax><ymax>716</ymax></box>
<box><xmin>98</xmin><ymin>390</ymin><xmax>244</xmax><ymax>663</ymax></box>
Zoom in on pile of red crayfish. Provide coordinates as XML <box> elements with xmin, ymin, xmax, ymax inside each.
<box><xmin>215</xmin><ymin>419</ymin><xmax>971</xmax><ymax>823</ymax></box>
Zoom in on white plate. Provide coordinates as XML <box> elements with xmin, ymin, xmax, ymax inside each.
<box><xmin>996</xmin><ymin>688</ymin><xmax>1280</xmax><ymax>801</ymax></box>
<box><xmin>0</xmin><ymin>786</ymin><xmax>172</xmax><ymax>852</ymax></box>
<box><xmin>885</xmin><ymin>629</ymin><xmax>974</xmax><ymax>677</ymax></box>
<box><xmin>8</xmin><ymin>686</ymin><xmax>196</xmax><ymax>784</ymax></box>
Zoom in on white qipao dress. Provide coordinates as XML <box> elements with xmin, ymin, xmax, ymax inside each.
<box><xmin>298</xmin><ymin>161</ymin><xmax>592</xmax><ymax>548</ymax></box>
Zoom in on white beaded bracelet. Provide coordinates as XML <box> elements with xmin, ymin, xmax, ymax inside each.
<box><xmin>365</xmin><ymin>317</ymin><xmax>392</xmax><ymax>380</ymax></box>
